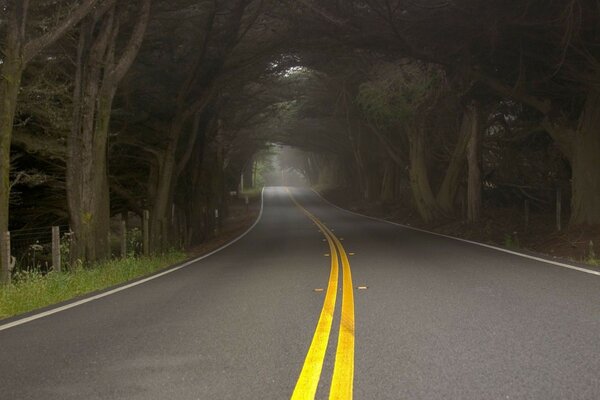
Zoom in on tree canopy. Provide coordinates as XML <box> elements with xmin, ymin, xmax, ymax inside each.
<box><xmin>2</xmin><ymin>0</ymin><xmax>600</xmax><ymax>270</ymax></box>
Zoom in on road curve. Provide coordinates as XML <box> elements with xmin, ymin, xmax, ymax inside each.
<box><xmin>1</xmin><ymin>187</ymin><xmax>599</xmax><ymax>399</ymax></box>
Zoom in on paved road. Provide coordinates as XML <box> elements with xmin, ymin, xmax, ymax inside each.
<box><xmin>1</xmin><ymin>187</ymin><xmax>600</xmax><ymax>399</ymax></box>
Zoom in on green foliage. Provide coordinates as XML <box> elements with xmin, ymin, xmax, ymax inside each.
<box><xmin>504</xmin><ymin>232</ymin><xmax>520</xmax><ymax>249</ymax></box>
<box><xmin>586</xmin><ymin>241</ymin><xmax>598</xmax><ymax>266</ymax></box>
<box><xmin>587</xmin><ymin>258</ymin><xmax>600</xmax><ymax>266</ymax></box>
<box><xmin>253</xmin><ymin>147</ymin><xmax>278</xmax><ymax>187</ymax></box>
<box><xmin>0</xmin><ymin>251</ymin><xmax>186</xmax><ymax>320</ymax></box>
<box><xmin>356</xmin><ymin>62</ymin><xmax>442</xmax><ymax>129</ymax></box>
<box><xmin>127</xmin><ymin>228</ymin><xmax>143</xmax><ymax>257</ymax></box>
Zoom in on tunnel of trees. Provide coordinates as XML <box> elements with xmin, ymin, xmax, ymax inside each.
<box><xmin>1</xmin><ymin>0</ymin><xmax>599</xmax><ymax>272</ymax></box>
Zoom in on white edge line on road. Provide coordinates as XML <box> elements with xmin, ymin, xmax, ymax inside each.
<box><xmin>0</xmin><ymin>188</ymin><xmax>266</xmax><ymax>332</ymax></box>
<box><xmin>312</xmin><ymin>189</ymin><xmax>600</xmax><ymax>277</ymax></box>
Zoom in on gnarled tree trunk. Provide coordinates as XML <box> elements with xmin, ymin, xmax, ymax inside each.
<box><xmin>0</xmin><ymin>43</ymin><xmax>23</xmax><ymax>284</ymax></box>
<box><xmin>570</xmin><ymin>88</ymin><xmax>600</xmax><ymax>225</ymax></box>
<box><xmin>1</xmin><ymin>0</ymin><xmax>99</xmax><ymax>277</ymax></box>
<box><xmin>436</xmin><ymin>107</ymin><xmax>472</xmax><ymax>214</ymax></box>
<box><xmin>466</xmin><ymin>101</ymin><xmax>482</xmax><ymax>222</ymax></box>
<box><xmin>408</xmin><ymin>124</ymin><xmax>441</xmax><ymax>223</ymax></box>
<box><xmin>150</xmin><ymin>124</ymin><xmax>179</xmax><ymax>251</ymax></box>
<box><xmin>67</xmin><ymin>1</ymin><xmax>150</xmax><ymax>263</ymax></box>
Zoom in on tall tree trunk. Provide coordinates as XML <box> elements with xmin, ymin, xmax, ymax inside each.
<box><xmin>480</xmin><ymin>69</ymin><xmax>600</xmax><ymax>226</ymax></box>
<box><xmin>380</xmin><ymin>158</ymin><xmax>396</xmax><ymax>203</ymax></box>
<box><xmin>466</xmin><ymin>102</ymin><xmax>482</xmax><ymax>222</ymax></box>
<box><xmin>349</xmin><ymin>131</ymin><xmax>370</xmax><ymax>199</ymax></box>
<box><xmin>150</xmin><ymin>111</ymin><xmax>211</xmax><ymax>249</ymax></box>
<box><xmin>408</xmin><ymin>124</ymin><xmax>440</xmax><ymax>222</ymax></box>
<box><xmin>0</xmin><ymin>1</ymin><xmax>26</xmax><ymax>283</ymax></box>
<box><xmin>1</xmin><ymin>0</ymin><xmax>101</xmax><ymax>273</ymax></box>
<box><xmin>0</xmin><ymin>50</ymin><xmax>23</xmax><ymax>284</ymax></box>
<box><xmin>242</xmin><ymin>161</ymin><xmax>254</xmax><ymax>189</ymax></box>
<box><xmin>68</xmin><ymin>11</ymin><xmax>115</xmax><ymax>262</ymax></box>
<box><xmin>436</xmin><ymin>108</ymin><xmax>472</xmax><ymax>213</ymax></box>
<box><xmin>570</xmin><ymin>88</ymin><xmax>600</xmax><ymax>225</ymax></box>
<box><xmin>67</xmin><ymin>1</ymin><xmax>150</xmax><ymax>262</ymax></box>
<box><xmin>151</xmin><ymin>127</ymin><xmax>179</xmax><ymax>250</ymax></box>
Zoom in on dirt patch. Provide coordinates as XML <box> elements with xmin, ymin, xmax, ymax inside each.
<box><xmin>320</xmin><ymin>187</ymin><xmax>600</xmax><ymax>267</ymax></box>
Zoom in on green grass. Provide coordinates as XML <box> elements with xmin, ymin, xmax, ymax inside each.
<box><xmin>585</xmin><ymin>257</ymin><xmax>599</xmax><ymax>266</ymax></box>
<box><xmin>503</xmin><ymin>232</ymin><xmax>520</xmax><ymax>249</ymax></box>
<box><xmin>0</xmin><ymin>251</ymin><xmax>186</xmax><ymax>320</ymax></box>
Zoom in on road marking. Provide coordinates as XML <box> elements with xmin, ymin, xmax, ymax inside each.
<box><xmin>287</xmin><ymin>188</ymin><xmax>355</xmax><ymax>400</ymax></box>
<box><xmin>326</xmin><ymin>227</ymin><xmax>355</xmax><ymax>400</ymax></box>
<box><xmin>312</xmin><ymin>190</ymin><xmax>600</xmax><ymax>277</ymax></box>
<box><xmin>0</xmin><ymin>190</ymin><xmax>266</xmax><ymax>332</ymax></box>
<box><xmin>289</xmin><ymin>190</ymin><xmax>340</xmax><ymax>400</ymax></box>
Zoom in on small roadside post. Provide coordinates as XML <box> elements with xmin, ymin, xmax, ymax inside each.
<box><xmin>1</xmin><ymin>231</ymin><xmax>11</xmax><ymax>285</ymax></box>
<box><xmin>524</xmin><ymin>200</ymin><xmax>530</xmax><ymax>231</ymax></box>
<box><xmin>143</xmin><ymin>210</ymin><xmax>150</xmax><ymax>256</ymax></box>
<box><xmin>120</xmin><ymin>217</ymin><xmax>127</xmax><ymax>258</ymax></box>
<box><xmin>214</xmin><ymin>208</ymin><xmax>220</xmax><ymax>236</ymax></box>
<box><xmin>52</xmin><ymin>226</ymin><xmax>61</xmax><ymax>272</ymax></box>
<box><xmin>556</xmin><ymin>188</ymin><xmax>562</xmax><ymax>232</ymax></box>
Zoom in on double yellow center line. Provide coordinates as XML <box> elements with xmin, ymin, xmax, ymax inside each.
<box><xmin>287</xmin><ymin>189</ymin><xmax>355</xmax><ymax>400</ymax></box>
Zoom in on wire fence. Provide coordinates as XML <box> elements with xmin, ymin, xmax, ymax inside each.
<box><xmin>4</xmin><ymin>223</ymin><xmax>140</xmax><ymax>275</ymax></box>
<box><xmin>10</xmin><ymin>225</ymin><xmax>70</xmax><ymax>273</ymax></box>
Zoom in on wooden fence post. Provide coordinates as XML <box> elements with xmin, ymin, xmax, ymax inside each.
<box><xmin>160</xmin><ymin>219</ymin><xmax>167</xmax><ymax>252</ymax></box>
<box><xmin>120</xmin><ymin>218</ymin><xmax>127</xmax><ymax>258</ymax></box>
<box><xmin>214</xmin><ymin>208</ymin><xmax>219</xmax><ymax>236</ymax></box>
<box><xmin>1</xmin><ymin>231</ymin><xmax>11</xmax><ymax>285</ymax></box>
<box><xmin>52</xmin><ymin>226</ymin><xmax>61</xmax><ymax>272</ymax></box>
<box><xmin>556</xmin><ymin>188</ymin><xmax>562</xmax><ymax>232</ymax></box>
<box><xmin>143</xmin><ymin>210</ymin><xmax>150</xmax><ymax>256</ymax></box>
<box><xmin>524</xmin><ymin>200</ymin><xmax>530</xmax><ymax>231</ymax></box>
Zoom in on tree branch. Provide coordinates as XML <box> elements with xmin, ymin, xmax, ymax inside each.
<box><xmin>112</xmin><ymin>0</ymin><xmax>151</xmax><ymax>84</ymax></box>
<box><xmin>23</xmin><ymin>0</ymin><xmax>101</xmax><ymax>64</ymax></box>
<box><xmin>474</xmin><ymin>69</ymin><xmax>552</xmax><ymax>115</ymax></box>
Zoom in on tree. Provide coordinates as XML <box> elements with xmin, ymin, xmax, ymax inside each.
<box><xmin>67</xmin><ymin>0</ymin><xmax>151</xmax><ymax>262</ymax></box>
<box><xmin>1</xmin><ymin>0</ymin><xmax>100</xmax><ymax>282</ymax></box>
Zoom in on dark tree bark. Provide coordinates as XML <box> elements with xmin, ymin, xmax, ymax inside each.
<box><xmin>1</xmin><ymin>0</ymin><xmax>99</xmax><ymax>281</ymax></box>
<box><xmin>407</xmin><ymin>123</ymin><xmax>441</xmax><ymax>223</ymax></box>
<box><xmin>67</xmin><ymin>0</ymin><xmax>150</xmax><ymax>262</ymax></box>
<box><xmin>149</xmin><ymin>0</ymin><xmax>255</xmax><ymax>248</ymax></box>
<box><xmin>569</xmin><ymin>88</ymin><xmax>600</xmax><ymax>226</ymax></box>
<box><xmin>466</xmin><ymin>102</ymin><xmax>482</xmax><ymax>223</ymax></box>
<box><xmin>478</xmin><ymin>71</ymin><xmax>600</xmax><ymax>225</ymax></box>
<box><xmin>436</xmin><ymin>108</ymin><xmax>472</xmax><ymax>214</ymax></box>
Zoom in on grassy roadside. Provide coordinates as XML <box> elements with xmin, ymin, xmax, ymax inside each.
<box><xmin>0</xmin><ymin>251</ymin><xmax>186</xmax><ymax>320</ymax></box>
<box><xmin>0</xmin><ymin>192</ymin><xmax>262</xmax><ymax>322</ymax></box>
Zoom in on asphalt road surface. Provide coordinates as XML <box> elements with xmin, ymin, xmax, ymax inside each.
<box><xmin>1</xmin><ymin>187</ymin><xmax>600</xmax><ymax>399</ymax></box>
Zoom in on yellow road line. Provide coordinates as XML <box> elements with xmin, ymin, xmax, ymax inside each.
<box><xmin>287</xmin><ymin>189</ymin><xmax>355</xmax><ymax>400</ymax></box>
<box><xmin>328</xmin><ymin>230</ymin><xmax>355</xmax><ymax>400</ymax></box>
<box><xmin>289</xmin><ymin>190</ymin><xmax>339</xmax><ymax>400</ymax></box>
